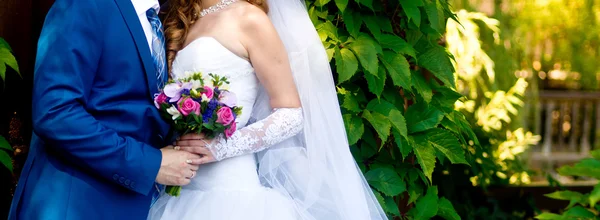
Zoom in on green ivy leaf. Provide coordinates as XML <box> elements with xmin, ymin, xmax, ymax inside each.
<box><xmin>334</xmin><ymin>0</ymin><xmax>348</xmax><ymax>12</ymax></box>
<box><xmin>431</xmin><ymin>83</ymin><xmax>464</xmax><ymax>112</ymax></box>
<box><xmin>426</xmin><ymin>128</ymin><xmax>468</xmax><ymax>165</ymax></box>
<box><xmin>373</xmin><ymin>190</ymin><xmax>386</xmax><ymax>212</ymax></box>
<box><xmin>411</xmin><ymin>134</ymin><xmax>437</xmax><ymax>181</ymax></box>
<box><xmin>417</xmin><ymin>45</ymin><xmax>455</xmax><ymax>88</ymax></box>
<box><xmin>424</xmin><ymin>0</ymin><xmax>444</xmax><ymax>35</ymax></box>
<box><xmin>317</xmin><ymin>21</ymin><xmax>338</xmax><ymax>41</ymax></box>
<box><xmin>0</xmin><ymin>149</ymin><xmax>13</xmax><ymax>172</ymax></box>
<box><xmin>589</xmin><ymin>183</ymin><xmax>600</xmax><ymax>207</ymax></box>
<box><xmin>366</xmin><ymin>99</ymin><xmax>396</xmax><ymax>115</ymax></box>
<box><xmin>342</xmin><ymin>92</ymin><xmax>362</xmax><ymax>112</ymax></box>
<box><xmin>364</xmin><ymin>16</ymin><xmax>382</xmax><ymax>40</ymax></box>
<box><xmin>361</xmin><ymin>129</ymin><xmax>378</xmax><ymax>159</ymax></box>
<box><xmin>406</xmin><ymin>102</ymin><xmax>445</xmax><ymax>134</ymax></box>
<box><xmin>357</xmin><ymin>0</ymin><xmax>374</xmax><ymax>11</ymax></box>
<box><xmin>408</xmin><ymin>182</ymin><xmax>423</xmax><ymax>205</ymax></box>
<box><xmin>379</xmin><ymin>34</ymin><xmax>416</xmax><ymax>59</ymax></box>
<box><xmin>363</xmin><ymin>110</ymin><xmax>391</xmax><ymax>145</ymax></box>
<box><xmin>0</xmin><ymin>38</ymin><xmax>13</xmax><ymax>51</ymax></box>
<box><xmin>448</xmin><ymin>111</ymin><xmax>479</xmax><ymax>145</ymax></box>
<box><xmin>335</xmin><ymin>48</ymin><xmax>359</xmax><ymax>83</ymax></box>
<box><xmin>0</xmin><ymin>47</ymin><xmax>20</xmax><ymax>83</ymax></box>
<box><xmin>411</xmin><ymin>186</ymin><xmax>439</xmax><ymax>219</ymax></box>
<box><xmin>412</xmin><ymin>71</ymin><xmax>433</xmax><ymax>103</ymax></box>
<box><xmin>314</xmin><ymin>0</ymin><xmax>332</xmax><ymax>7</ymax></box>
<box><xmin>0</xmin><ymin>136</ymin><xmax>12</xmax><ymax>151</ymax></box>
<box><xmin>437</xmin><ymin>197</ymin><xmax>460</xmax><ymax>220</ymax></box>
<box><xmin>545</xmin><ymin>191</ymin><xmax>584</xmax><ymax>209</ymax></box>
<box><xmin>591</xmin><ymin>149</ymin><xmax>600</xmax><ymax>160</ymax></box>
<box><xmin>365</xmin><ymin>67</ymin><xmax>386</xmax><ymax>98</ymax></box>
<box><xmin>558</xmin><ymin>158</ymin><xmax>600</xmax><ymax>179</ymax></box>
<box><xmin>389</xmin><ymin>109</ymin><xmax>408</xmax><ymax>138</ymax></box>
<box><xmin>376</xmin><ymin>16</ymin><xmax>394</xmax><ymax>33</ymax></box>
<box><xmin>563</xmin><ymin>206</ymin><xmax>597</xmax><ymax>218</ymax></box>
<box><xmin>342</xmin><ymin>10</ymin><xmax>362</xmax><ymax>38</ymax></box>
<box><xmin>534</xmin><ymin>213</ymin><xmax>564</xmax><ymax>220</ymax></box>
<box><xmin>384</xmin><ymin>196</ymin><xmax>401</xmax><ymax>216</ymax></box>
<box><xmin>349</xmin><ymin>34</ymin><xmax>380</xmax><ymax>75</ymax></box>
<box><xmin>381</xmin><ymin>51</ymin><xmax>411</xmax><ymax>90</ymax></box>
<box><xmin>394</xmin><ymin>131</ymin><xmax>412</xmax><ymax>160</ymax></box>
<box><xmin>365</xmin><ymin>167</ymin><xmax>407</xmax><ymax>196</ymax></box>
<box><xmin>400</xmin><ymin>0</ymin><xmax>423</xmax><ymax>27</ymax></box>
<box><xmin>343</xmin><ymin>114</ymin><xmax>365</xmax><ymax>145</ymax></box>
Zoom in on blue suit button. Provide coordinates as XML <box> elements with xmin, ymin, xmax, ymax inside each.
<box><xmin>125</xmin><ymin>179</ymin><xmax>131</xmax><ymax>186</ymax></box>
<box><xmin>113</xmin><ymin>174</ymin><xmax>119</xmax><ymax>180</ymax></box>
<box><xmin>118</xmin><ymin>177</ymin><xmax>125</xmax><ymax>183</ymax></box>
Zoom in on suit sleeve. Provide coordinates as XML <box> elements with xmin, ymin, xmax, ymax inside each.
<box><xmin>31</xmin><ymin>0</ymin><xmax>161</xmax><ymax>196</ymax></box>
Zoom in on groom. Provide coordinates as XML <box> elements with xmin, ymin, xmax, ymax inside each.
<box><xmin>9</xmin><ymin>0</ymin><xmax>201</xmax><ymax>219</ymax></box>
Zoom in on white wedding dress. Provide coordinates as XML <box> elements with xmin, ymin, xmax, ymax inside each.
<box><xmin>147</xmin><ymin>37</ymin><xmax>299</xmax><ymax>220</ymax></box>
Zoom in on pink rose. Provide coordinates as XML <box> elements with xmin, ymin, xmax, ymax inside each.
<box><xmin>154</xmin><ymin>93</ymin><xmax>168</xmax><ymax>109</ymax></box>
<box><xmin>216</xmin><ymin>107</ymin><xmax>234</xmax><ymax>125</ymax></box>
<box><xmin>177</xmin><ymin>97</ymin><xmax>201</xmax><ymax>116</ymax></box>
<box><xmin>202</xmin><ymin>86</ymin><xmax>214</xmax><ymax>99</ymax></box>
<box><xmin>225</xmin><ymin>122</ymin><xmax>237</xmax><ymax>138</ymax></box>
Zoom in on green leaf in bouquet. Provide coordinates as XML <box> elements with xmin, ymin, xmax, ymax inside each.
<box><xmin>437</xmin><ymin>197</ymin><xmax>460</xmax><ymax>220</ymax></box>
<box><xmin>362</xmin><ymin>110</ymin><xmax>391</xmax><ymax>146</ymax></box>
<box><xmin>343</xmin><ymin>114</ymin><xmax>364</xmax><ymax>145</ymax></box>
<box><xmin>410</xmin><ymin>186</ymin><xmax>438</xmax><ymax>219</ymax></box>
<box><xmin>381</xmin><ymin>51</ymin><xmax>411</xmax><ymax>91</ymax></box>
<box><xmin>365</xmin><ymin>67</ymin><xmax>386</xmax><ymax>98</ymax></box>
<box><xmin>417</xmin><ymin>45</ymin><xmax>455</xmax><ymax>88</ymax></box>
<box><xmin>558</xmin><ymin>158</ymin><xmax>600</xmax><ymax>179</ymax></box>
<box><xmin>426</xmin><ymin>128</ymin><xmax>468</xmax><ymax>165</ymax></box>
<box><xmin>406</xmin><ymin>102</ymin><xmax>444</xmax><ymax>134</ymax></box>
<box><xmin>365</xmin><ymin>167</ymin><xmax>406</xmax><ymax>197</ymax></box>
<box><xmin>0</xmin><ymin>149</ymin><xmax>13</xmax><ymax>172</ymax></box>
<box><xmin>410</xmin><ymin>134</ymin><xmax>436</xmax><ymax>182</ymax></box>
<box><xmin>335</xmin><ymin>48</ymin><xmax>359</xmax><ymax>84</ymax></box>
<box><xmin>349</xmin><ymin>33</ymin><xmax>380</xmax><ymax>75</ymax></box>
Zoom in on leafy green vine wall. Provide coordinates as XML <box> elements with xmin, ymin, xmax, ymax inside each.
<box><xmin>306</xmin><ymin>0</ymin><xmax>478</xmax><ymax>218</ymax></box>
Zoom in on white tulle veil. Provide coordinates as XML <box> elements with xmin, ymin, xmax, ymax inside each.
<box><xmin>250</xmin><ymin>0</ymin><xmax>387</xmax><ymax>219</ymax></box>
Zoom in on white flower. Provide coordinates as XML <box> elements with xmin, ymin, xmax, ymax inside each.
<box><xmin>220</xmin><ymin>84</ymin><xmax>230</xmax><ymax>90</ymax></box>
<box><xmin>190</xmin><ymin>79</ymin><xmax>202</xmax><ymax>90</ymax></box>
<box><xmin>166</xmin><ymin>106</ymin><xmax>181</xmax><ymax>120</ymax></box>
<box><xmin>201</xmin><ymin>94</ymin><xmax>210</xmax><ymax>102</ymax></box>
<box><xmin>202</xmin><ymin>75</ymin><xmax>214</xmax><ymax>87</ymax></box>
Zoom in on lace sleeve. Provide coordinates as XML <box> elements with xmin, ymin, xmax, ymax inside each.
<box><xmin>207</xmin><ymin>108</ymin><xmax>303</xmax><ymax>161</ymax></box>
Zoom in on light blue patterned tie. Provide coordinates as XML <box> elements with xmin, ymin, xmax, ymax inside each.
<box><xmin>147</xmin><ymin>7</ymin><xmax>168</xmax><ymax>90</ymax></box>
<box><xmin>147</xmin><ymin>7</ymin><xmax>166</xmax><ymax>207</ymax></box>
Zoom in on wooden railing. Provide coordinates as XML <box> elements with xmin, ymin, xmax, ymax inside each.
<box><xmin>529</xmin><ymin>90</ymin><xmax>600</xmax><ymax>185</ymax></box>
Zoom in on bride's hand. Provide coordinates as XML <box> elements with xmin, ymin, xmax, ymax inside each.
<box><xmin>175</xmin><ymin>134</ymin><xmax>217</xmax><ymax>164</ymax></box>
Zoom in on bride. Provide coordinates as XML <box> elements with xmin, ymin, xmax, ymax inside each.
<box><xmin>148</xmin><ymin>0</ymin><xmax>387</xmax><ymax>219</ymax></box>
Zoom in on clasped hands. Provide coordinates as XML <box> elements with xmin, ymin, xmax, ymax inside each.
<box><xmin>155</xmin><ymin>134</ymin><xmax>216</xmax><ymax>186</ymax></box>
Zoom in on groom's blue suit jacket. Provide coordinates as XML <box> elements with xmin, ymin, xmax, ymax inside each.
<box><xmin>9</xmin><ymin>0</ymin><xmax>170</xmax><ymax>219</ymax></box>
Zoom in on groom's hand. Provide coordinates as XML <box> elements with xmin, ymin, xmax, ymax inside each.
<box><xmin>155</xmin><ymin>148</ymin><xmax>202</xmax><ymax>186</ymax></box>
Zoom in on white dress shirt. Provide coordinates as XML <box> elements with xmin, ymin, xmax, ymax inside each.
<box><xmin>131</xmin><ymin>0</ymin><xmax>160</xmax><ymax>52</ymax></box>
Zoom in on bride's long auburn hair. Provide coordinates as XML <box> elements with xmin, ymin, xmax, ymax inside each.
<box><xmin>164</xmin><ymin>0</ymin><xmax>269</xmax><ymax>72</ymax></box>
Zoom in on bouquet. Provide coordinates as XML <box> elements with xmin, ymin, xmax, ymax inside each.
<box><xmin>154</xmin><ymin>72</ymin><xmax>242</xmax><ymax>196</ymax></box>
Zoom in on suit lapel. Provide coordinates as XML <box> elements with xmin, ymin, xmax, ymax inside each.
<box><xmin>114</xmin><ymin>0</ymin><xmax>159</xmax><ymax>99</ymax></box>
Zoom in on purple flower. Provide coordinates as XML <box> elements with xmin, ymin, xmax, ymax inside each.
<box><xmin>163</xmin><ymin>82</ymin><xmax>193</xmax><ymax>102</ymax></box>
<box><xmin>202</xmin><ymin>98</ymin><xmax>219</xmax><ymax>123</ymax></box>
<box><xmin>219</xmin><ymin>91</ymin><xmax>237</xmax><ymax>107</ymax></box>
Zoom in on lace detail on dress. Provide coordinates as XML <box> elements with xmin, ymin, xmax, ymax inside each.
<box><xmin>207</xmin><ymin>108</ymin><xmax>303</xmax><ymax>161</ymax></box>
